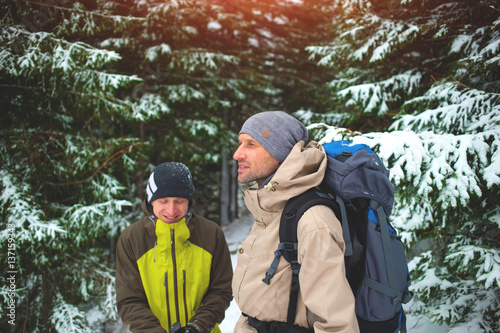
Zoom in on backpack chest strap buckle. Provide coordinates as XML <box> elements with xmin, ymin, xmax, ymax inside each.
<box><xmin>262</xmin><ymin>243</ymin><xmax>299</xmax><ymax>285</ymax></box>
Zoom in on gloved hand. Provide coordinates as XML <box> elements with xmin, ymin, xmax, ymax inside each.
<box><xmin>169</xmin><ymin>323</ymin><xmax>199</xmax><ymax>333</ymax></box>
<box><xmin>184</xmin><ymin>325</ymin><xmax>199</xmax><ymax>333</ymax></box>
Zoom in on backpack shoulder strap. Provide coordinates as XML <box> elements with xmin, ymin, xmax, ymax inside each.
<box><xmin>278</xmin><ymin>188</ymin><xmax>340</xmax><ymax>324</ymax></box>
<box><xmin>279</xmin><ymin>188</ymin><xmax>338</xmax><ymax>262</ymax></box>
<box><xmin>262</xmin><ymin>188</ymin><xmax>338</xmax><ymax>285</ymax></box>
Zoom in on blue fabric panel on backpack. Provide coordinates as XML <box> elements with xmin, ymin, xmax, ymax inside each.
<box><xmin>368</xmin><ymin>207</ymin><xmax>377</xmax><ymax>224</ymax></box>
<box><xmin>323</xmin><ymin>140</ymin><xmax>375</xmax><ymax>158</ymax></box>
<box><xmin>368</xmin><ymin>207</ymin><xmax>396</xmax><ymax>235</ymax></box>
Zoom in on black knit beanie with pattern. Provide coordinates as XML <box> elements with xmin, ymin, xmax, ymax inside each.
<box><xmin>145</xmin><ymin>162</ymin><xmax>195</xmax><ymax>214</ymax></box>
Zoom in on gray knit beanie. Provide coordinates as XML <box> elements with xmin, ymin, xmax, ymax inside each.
<box><xmin>145</xmin><ymin>162</ymin><xmax>195</xmax><ymax>213</ymax></box>
<box><xmin>239</xmin><ymin>111</ymin><xmax>308</xmax><ymax>162</ymax></box>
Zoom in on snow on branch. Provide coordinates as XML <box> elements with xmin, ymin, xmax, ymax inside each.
<box><xmin>185</xmin><ymin>119</ymin><xmax>219</xmax><ymax>136</ymax></box>
<box><xmin>168</xmin><ymin>49</ymin><xmax>238</xmax><ymax>73</ymax></box>
<box><xmin>51</xmin><ymin>293</ymin><xmax>92</xmax><ymax>333</ymax></box>
<box><xmin>133</xmin><ymin>93</ymin><xmax>172</xmax><ymax>121</ymax></box>
<box><xmin>362</xmin><ymin>130</ymin><xmax>485</xmax><ymax>208</ymax></box>
<box><xmin>297</xmin><ymin>110</ymin><xmax>351</xmax><ymax>127</ymax></box>
<box><xmin>446</xmin><ymin>243</ymin><xmax>500</xmax><ymax>289</ymax></box>
<box><xmin>148</xmin><ymin>0</ymin><xmax>188</xmax><ymax>15</ymax></box>
<box><xmin>314</xmin><ymin>123</ymin><xmax>497</xmax><ymax>241</ymax></box>
<box><xmin>2</xmin><ymin>27</ymin><xmax>122</xmax><ymax>73</ymax></box>
<box><xmin>392</xmin><ymin>83</ymin><xmax>500</xmax><ymax>188</ymax></box>
<box><xmin>145</xmin><ymin>43</ymin><xmax>172</xmax><ymax>62</ymax></box>
<box><xmin>395</xmin><ymin>83</ymin><xmax>500</xmax><ymax>129</ymax></box>
<box><xmin>307</xmin><ymin>15</ymin><xmax>420</xmax><ymax>64</ymax></box>
<box><xmin>449</xmin><ymin>17</ymin><xmax>500</xmax><ymax>63</ymax></box>
<box><xmin>408</xmin><ymin>245</ymin><xmax>499</xmax><ymax>329</ymax></box>
<box><xmin>131</xmin><ymin>85</ymin><xmax>206</xmax><ymax>121</ymax></box>
<box><xmin>305</xmin><ymin>44</ymin><xmax>351</xmax><ymax>67</ymax></box>
<box><xmin>337</xmin><ymin>71</ymin><xmax>422</xmax><ymax>115</ymax></box>
<box><xmin>0</xmin><ymin>170</ymin><xmax>66</xmax><ymax>243</ymax></box>
<box><xmin>165</xmin><ymin>84</ymin><xmax>205</xmax><ymax>102</ymax></box>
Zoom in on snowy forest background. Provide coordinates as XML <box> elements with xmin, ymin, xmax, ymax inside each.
<box><xmin>1</xmin><ymin>0</ymin><xmax>499</xmax><ymax>332</ymax></box>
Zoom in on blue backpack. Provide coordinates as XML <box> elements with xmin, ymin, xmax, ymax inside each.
<box><xmin>263</xmin><ymin>140</ymin><xmax>413</xmax><ymax>333</ymax></box>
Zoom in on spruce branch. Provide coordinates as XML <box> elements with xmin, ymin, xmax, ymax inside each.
<box><xmin>64</xmin><ymin>255</ymin><xmax>109</xmax><ymax>282</ymax></box>
<box><xmin>430</xmin><ymin>74</ymin><xmax>472</xmax><ymax>89</ymax></box>
<box><xmin>450</xmin><ymin>74</ymin><xmax>472</xmax><ymax>89</ymax></box>
<box><xmin>19</xmin><ymin>0</ymin><xmax>146</xmax><ymax>22</ymax></box>
<box><xmin>45</xmin><ymin>143</ymin><xmax>141</xmax><ymax>186</ymax></box>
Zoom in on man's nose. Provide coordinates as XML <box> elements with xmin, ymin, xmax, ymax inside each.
<box><xmin>233</xmin><ymin>146</ymin><xmax>244</xmax><ymax>160</ymax></box>
<box><xmin>165</xmin><ymin>202</ymin><xmax>177</xmax><ymax>215</ymax></box>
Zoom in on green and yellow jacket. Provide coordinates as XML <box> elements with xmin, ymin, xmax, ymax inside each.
<box><xmin>116</xmin><ymin>205</ymin><xmax>233</xmax><ymax>333</ymax></box>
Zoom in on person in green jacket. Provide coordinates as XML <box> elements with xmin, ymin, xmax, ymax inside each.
<box><xmin>116</xmin><ymin>162</ymin><xmax>233</xmax><ymax>333</ymax></box>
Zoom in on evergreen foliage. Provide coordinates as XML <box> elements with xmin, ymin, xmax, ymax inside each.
<box><xmin>1</xmin><ymin>1</ymin><xmax>143</xmax><ymax>331</ymax></box>
<box><xmin>2</xmin><ymin>0</ymin><xmax>498</xmax><ymax>331</ymax></box>
<box><xmin>1</xmin><ymin>0</ymin><xmax>336</xmax><ymax>330</ymax></box>
<box><xmin>304</xmin><ymin>0</ymin><xmax>500</xmax><ymax>331</ymax></box>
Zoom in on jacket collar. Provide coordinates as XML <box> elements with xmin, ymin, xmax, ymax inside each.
<box><xmin>241</xmin><ymin>140</ymin><xmax>327</xmax><ymax>223</ymax></box>
<box><xmin>140</xmin><ymin>201</ymin><xmax>196</xmax><ymax>239</ymax></box>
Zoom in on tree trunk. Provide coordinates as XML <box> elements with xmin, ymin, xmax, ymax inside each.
<box><xmin>230</xmin><ymin>159</ymin><xmax>238</xmax><ymax>221</ymax></box>
<box><xmin>220</xmin><ymin>111</ymin><xmax>230</xmax><ymax>227</ymax></box>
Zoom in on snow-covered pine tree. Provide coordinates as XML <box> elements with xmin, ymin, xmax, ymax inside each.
<box><xmin>87</xmin><ymin>0</ymin><xmax>248</xmax><ymax>219</ymax></box>
<box><xmin>0</xmin><ymin>0</ymin><xmax>277</xmax><ymax>329</ymax></box>
<box><xmin>91</xmin><ymin>0</ymin><xmax>338</xmax><ymax>219</ymax></box>
<box><xmin>0</xmin><ymin>1</ymin><xmax>145</xmax><ymax>331</ymax></box>
<box><xmin>303</xmin><ymin>0</ymin><xmax>499</xmax><ymax>331</ymax></box>
<box><xmin>193</xmin><ymin>0</ymin><xmax>340</xmax><ymax>220</ymax></box>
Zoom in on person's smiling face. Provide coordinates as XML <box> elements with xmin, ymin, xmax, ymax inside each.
<box><xmin>151</xmin><ymin>197</ymin><xmax>189</xmax><ymax>223</ymax></box>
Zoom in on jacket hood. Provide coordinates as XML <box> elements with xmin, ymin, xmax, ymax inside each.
<box><xmin>141</xmin><ymin>200</ymin><xmax>151</xmax><ymax>215</ymax></box>
<box><xmin>242</xmin><ymin>140</ymin><xmax>327</xmax><ymax>217</ymax></box>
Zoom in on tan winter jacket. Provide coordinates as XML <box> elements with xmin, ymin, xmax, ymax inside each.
<box><xmin>232</xmin><ymin>141</ymin><xmax>359</xmax><ymax>332</ymax></box>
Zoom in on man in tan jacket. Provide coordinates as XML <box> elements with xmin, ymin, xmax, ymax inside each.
<box><xmin>232</xmin><ymin>111</ymin><xmax>359</xmax><ymax>333</ymax></box>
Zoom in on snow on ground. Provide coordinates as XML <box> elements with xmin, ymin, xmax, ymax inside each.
<box><xmin>219</xmin><ymin>214</ymin><xmax>253</xmax><ymax>332</ymax></box>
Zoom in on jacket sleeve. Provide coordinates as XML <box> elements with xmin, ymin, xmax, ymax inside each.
<box><xmin>297</xmin><ymin>206</ymin><xmax>360</xmax><ymax>333</ymax></box>
<box><xmin>189</xmin><ymin>225</ymin><xmax>234</xmax><ymax>332</ymax></box>
<box><xmin>116</xmin><ymin>229</ymin><xmax>167</xmax><ymax>333</ymax></box>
